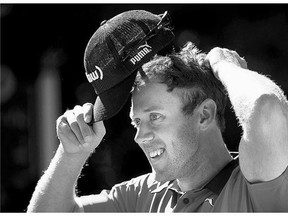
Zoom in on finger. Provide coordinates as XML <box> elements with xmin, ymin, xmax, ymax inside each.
<box><xmin>206</xmin><ymin>47</ymin><xmax>224</xmax><ymax>65</ymax></box>
<box><xmin>56</xmin><ymin>115</ymin><xmax>81</xmax><ymax>144</ymax></box>
<box><xmin>73</xmin><ymin>105</ymin><xmax>94</xmax><ymax>142</ymax></box>
<box><xmin>240</xmin><ymin>56</ymin><xmax>248</xmax><ymax>69</ymax></box>
<box><xmin>66</xmin><ymin>108</ymin><xmax>85</xmax><ymax>144</ymax></box>
<box><xmin>92</xmin><ymin>120</ymin><xmax>106</xmax><ymax>140</ymax></box>
<box><xmin>83</xmin><ymin>103</ymin><xmax>94</xmax><ymax>123</ymax></box>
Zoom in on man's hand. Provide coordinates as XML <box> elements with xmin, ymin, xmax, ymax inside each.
<box><xmin>205</xmin><ymin>47</ymin><xmax>247</xmax><ymax>79</ymax></box>
<box><xmin>56</xmin><ymin>103</ymin><xmax>106</xmax><ymax>154</ymax></box>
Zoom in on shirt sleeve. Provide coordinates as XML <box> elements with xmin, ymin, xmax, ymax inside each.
<box><xmin>246</xmin><ymin>165</ymin><xmax>288</xmax><ymax>211</ymax></box>
<box><xmin>75</xmin><ymin>173</ymin><xmax>153</xmax><ymax>212</ymax></box>
<box><xmin>77</xmin><ymin>186</ymin><xmax>137</xmax><ymax>212</ymax></box>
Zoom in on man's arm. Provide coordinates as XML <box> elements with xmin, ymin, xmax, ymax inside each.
<box><xmin>27</xmin><ymin>103</ymin><xmax>106</xmax><ymax>212</ymax></box>
<box><xmin>206</xmin><ymin>48</ymin><xmax>288</xmax><ymax>183</ymax></box>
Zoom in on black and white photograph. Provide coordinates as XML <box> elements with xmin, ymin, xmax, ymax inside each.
<box><xmin>1</xmin><ymin>3</ymin><xmax>288</xmax><ymax>212</ymax></box>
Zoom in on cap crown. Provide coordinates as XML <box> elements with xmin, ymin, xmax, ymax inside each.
<box><xmin>84</xmin><ymin>10</ymin><xmax>174</xmax><ymax>95</ymax></box>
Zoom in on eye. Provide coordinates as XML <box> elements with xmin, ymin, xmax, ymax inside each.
<box><xmin>150</xmin><ymin>113</ymin><xmax>163</xmax><ymax>122</ymax></box>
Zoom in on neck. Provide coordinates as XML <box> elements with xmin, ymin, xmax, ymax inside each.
<box><xmin>177</xmin><ymin>128</ymin><xmax>232</xmax><ymax>192</ymax></box>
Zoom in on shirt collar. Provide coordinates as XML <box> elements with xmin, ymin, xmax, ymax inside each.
<box><xmin>150</xmin><ymin>156</ymin><xmax>239</xmax><ymax>195</ymax></box>
<box><xmin>151</xmin><ymin>180</ymin><xmax>171</xmax><ymax>193</ymax></box>
<box><xmin>204</xmin><ymin>157</ymin><xmax>239</xmax><ymax>195</ymax></box>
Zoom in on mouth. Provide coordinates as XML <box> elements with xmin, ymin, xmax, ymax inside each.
<box><xmin>149</xmin><ymin>148</ymin><xmax>165</xmax><ymax>160</ymax></box>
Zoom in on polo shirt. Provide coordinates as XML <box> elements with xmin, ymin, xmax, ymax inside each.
<box><xmin>76</xmin><ymin>159</ymin><xmax>288</xmax><ymax>212</ymax></box>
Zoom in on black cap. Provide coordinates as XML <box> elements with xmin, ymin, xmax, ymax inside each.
<box><xmin>84</xmin><ymin>10</ymin><xmax>174</xmax><ymax>122</ymax></box>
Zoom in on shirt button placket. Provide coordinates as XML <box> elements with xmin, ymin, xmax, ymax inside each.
<box><xmin>183</xmin><ymin>198</ymin><xmax>189</xmax><ymax>204</ymax></box>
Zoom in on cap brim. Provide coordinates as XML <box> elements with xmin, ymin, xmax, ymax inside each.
<box><xmin>93</xmin><ymin>71</ymin><xmax>137</xmax><ymax>122</ymax></box>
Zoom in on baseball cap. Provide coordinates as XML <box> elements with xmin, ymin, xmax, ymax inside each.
<box><xmin>84</xmin><ymin>10</ymin><xmax>174</xmax><ymax>123</ymax></box>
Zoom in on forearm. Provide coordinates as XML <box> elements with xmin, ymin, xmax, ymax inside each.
<box><xmin>215</xmin><ymin>62</ymin><xmax>287</xmax><ymax>125</ymax></box>
<box><xmin>207</xmin><ymin>48</ymin><xmax>288</xmax><ymax>182</ymax></box>
<box><xmin>27</xmin><ymin>145</ymin><xmax>90</xmax><ymax>212</ymax></box>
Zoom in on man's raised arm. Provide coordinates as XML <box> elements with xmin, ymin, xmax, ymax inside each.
<box><xmin>206</xmin><ymin>47</ymin><xmax>288</xmax><ymax>183</ymax></box>
<box><xmin>27</xmin><ymin>103</ymin><xmax>106</xmax><ymax>212</ymax></box>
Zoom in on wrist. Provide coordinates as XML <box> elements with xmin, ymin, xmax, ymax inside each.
<box><xmin>57</xmin><ymin>145</ymin><xmax>92</xmax><ymax>165</ymax></box>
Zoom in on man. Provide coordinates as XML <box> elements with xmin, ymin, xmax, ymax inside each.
<box><xmin>27</xmin><ymin>12</ymin><xmax>288</xmax><ymax>212</ymax></box>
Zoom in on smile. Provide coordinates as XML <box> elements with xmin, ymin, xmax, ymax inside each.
<box><xmin>149</xmin><ymin>148</ymin><xmax>165</xmax><ymax>159</ymax></box>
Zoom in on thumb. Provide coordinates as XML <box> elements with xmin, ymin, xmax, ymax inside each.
<box><xmin>92</xmin><ymin>120</ymin><xmax>106</xmax><ymax>140</ymax></box>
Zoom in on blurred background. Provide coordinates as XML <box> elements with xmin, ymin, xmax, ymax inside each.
<box><xmin>1</xmin><ymin>3</ymin><xmax>288</xmax><ymax>212</ymax></box>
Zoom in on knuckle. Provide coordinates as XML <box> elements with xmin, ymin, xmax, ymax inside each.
<box><xmin>83</xmin><ymin>103</ymin><xmax>93</xmax><ymax>114</ymax></box>
<box><xmin>213</xmin><ymin>47</ymin><xmax>221</xmax><ymax>51</ymax></box>
<box><xmin>62</xmin><ymin>110</ymin><xmax>73</xmax><ymax>120</ymax></box>
<box><xmin>64</xmin><ymin>109</ymin><xmax>72</xmax><ymax>116</ymax></box>
<box><xmin>83</xmin><ymin>102</ymin><xmax>93</xmax><ymax>107</ymax></box>
<box><xmin>73</xmin><ymin>105</ymin><xmax>82</xmax><ymax>111</ymax></box>
<box><xmin>210</xmin><ymin>47</ymin><xmax>221</xmax><ymax>54</ymax></box>
<box><xmin>210</xmin><ymin>47</ymin><xmax>225</xmax><ymax>57</ymax></box>
<box><xmin>73</xmin><ymin>105</ymin><xmax>84</xmax><ymax>120</ymax></box>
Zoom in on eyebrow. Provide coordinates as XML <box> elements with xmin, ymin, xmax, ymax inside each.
<box><xmin>143</xmin><ymin>105</ymin><xmax>164</xmax><ymax>112</ymax></box>
<box><xmin>129</xmin><ymin>105</ymin><xmax>164</xmax><ymax>120</ymax></box>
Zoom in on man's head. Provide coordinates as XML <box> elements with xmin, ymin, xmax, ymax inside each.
<box><xmin>134</xmin><ymin>42</ymin><xmax>227</xmax><ymax>132</ymax></box>
<box><xmin>130</xmin><ymin>42</ymin><xmax>227</xmax><ymax>183</ymax></box>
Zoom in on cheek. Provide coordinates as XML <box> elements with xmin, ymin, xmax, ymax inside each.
<box><xmin>176</xmin><ymin>120</ymin><xmax>199</xmax><ymax>153</ymax></box>
<box><xmin>179</xmin><ymin>125</ymin><xmax>196</xmax><ymax>143</ymax></box>
<box><xmin>156</xmin><ymin>116</ymin><xmax>198</xmax><ymax>152</ymax></box>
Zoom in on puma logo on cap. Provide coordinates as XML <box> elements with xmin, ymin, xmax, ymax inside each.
<box><xmin>129</xmin><ymin>42</ymin><xmax>152</xmax><ymax>65</ymax></box>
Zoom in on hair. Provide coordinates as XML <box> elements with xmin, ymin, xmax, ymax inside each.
<box><xmin>134</xmin><ymin>42</ymin><xmax>227</xmax><ymax>132</ymax></box>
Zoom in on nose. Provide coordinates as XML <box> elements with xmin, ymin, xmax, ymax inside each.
<box><xmin>134</xmin><ymin>123</ymin><xmax>154</xmax><ymax>145</ymax></box>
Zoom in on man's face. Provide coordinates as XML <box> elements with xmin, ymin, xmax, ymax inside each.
<box><xmin>131</xmin><ymin>81</ymin><xmax>201</xmax><ymax>182</ymax></box>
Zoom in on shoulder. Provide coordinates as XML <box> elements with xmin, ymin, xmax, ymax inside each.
<box><xmin>216</xmin><ymin>165</ymin><xmax>288</xmax><ymax>211</ymax></box>
<box><xmin>113</xmin><ymin>172</ymin><xmax>159</xmax><ymax>192</ymax></box>
<box><xmin>109</xmin><ymin>173</ymin><xmax>161</xmax><ymax>211</ymax></box>
<box><xmin>244</xmin><ymin>164</ymin><xmax>288</xmax><ymax>211</ymax></box>
<box><xmin>226</xmin><ymin>164</ymin><xmax>288</xmax><ymax>192</ymax></box>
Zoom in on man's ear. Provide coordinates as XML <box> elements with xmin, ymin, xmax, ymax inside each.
<box><xmin>198</xmin><ymin>98</ymin><xmax>217</xmax><ymax>130</ymax></box>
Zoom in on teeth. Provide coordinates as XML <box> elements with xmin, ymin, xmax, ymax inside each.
<box><xmin>149</xmin><ymin>149</ymin><xmax>164</xmax><ymax>158</ymax></box>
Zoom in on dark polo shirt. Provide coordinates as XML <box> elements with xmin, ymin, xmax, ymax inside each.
<box><xmin>76</xmin><ymin>158</ymin><xmax>288</xmax><ymax>212</ymax></box>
